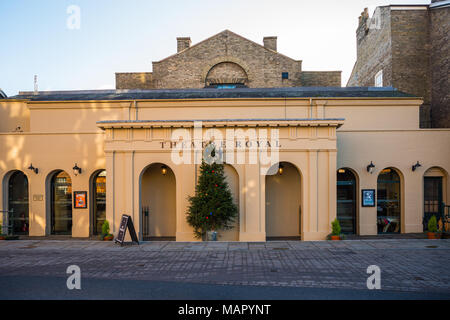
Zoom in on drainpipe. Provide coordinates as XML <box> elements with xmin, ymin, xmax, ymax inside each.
<box><xmin>309</xmin><ymin>98</ymin><xmax>313</xmax><ymax>118</ymax></box>
<box><xmin>134</xmin><ymin>100</ymin><xmax>138</xmax><ymax>120</ymax></box>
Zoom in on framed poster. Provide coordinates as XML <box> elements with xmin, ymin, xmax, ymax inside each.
<box><xmin>362</xmin><ymin>189</ymin><xmax>376</xmax><ymax>207</ymax></box>
<box><xmin>74</xmin><ymin>191</ymin><xmax>87</xmax><ymax>209</ymax></box>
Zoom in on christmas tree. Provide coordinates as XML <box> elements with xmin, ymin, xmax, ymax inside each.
<box><xmin>186</xmin><ymin>159</ymin><xmax>238</xmax><ymax>240</ymax></box>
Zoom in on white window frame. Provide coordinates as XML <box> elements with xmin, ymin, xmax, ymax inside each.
<box><xmin>375</xmin><ymin>70</ymin><xmax>383</xmax><ymax>87</ymax></box>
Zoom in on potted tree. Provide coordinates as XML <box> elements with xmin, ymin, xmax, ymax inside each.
<box><xmin>427</xmin><ymin>215</ymin><xmax>440</xmax><ymax>239</ymax></box>
<box><xmin>101</xmin><ymin>220</ymin><xmax>114</xmax><ymax>241</ymax></box>
<box><xmin>330</xmin><ymin>218</ymin><xmax>341</xmax><ymax>240</ymax></box>
<box><xmin>186</xmin><ymin>158</ymin><xmax>238</xmax><ymax>241</ymax></box>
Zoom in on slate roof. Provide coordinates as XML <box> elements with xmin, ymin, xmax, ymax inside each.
<box><xmin>4</xmin><ymin>86</ymin><xmax>417</xmax><ymax>101</ymax></box>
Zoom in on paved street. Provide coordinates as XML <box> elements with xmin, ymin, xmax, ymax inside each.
<box><xmin>0</xmin><ymin>239</ymin><xmax>449</xmax><ymax>299</ymax></box>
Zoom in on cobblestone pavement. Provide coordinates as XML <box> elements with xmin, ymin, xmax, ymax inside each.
<box><xmin>0</xmin><ymin>239</ymin><xmax>449</xmax><ymax>293</ymax></box>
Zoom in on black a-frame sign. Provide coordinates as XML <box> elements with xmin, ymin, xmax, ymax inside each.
<box><xmin>114</xmin><ymin>214</ymin><xmax>139</xmax><ymax>246</ymax></box>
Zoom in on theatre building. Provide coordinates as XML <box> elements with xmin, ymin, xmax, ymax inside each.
<box><xmin>0</xmin><ymin>30</ymin><xmax>449</xmax><ymax>241</ymax></box>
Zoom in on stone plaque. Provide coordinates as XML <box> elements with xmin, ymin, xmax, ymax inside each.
<box><xmin>33</xmin><ymin>194</ymin><xmax>43</xmax><ymax>201</ymax></box>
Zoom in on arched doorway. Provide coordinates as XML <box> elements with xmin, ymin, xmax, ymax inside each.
<box><xmin>6</xmin><ymin>171</ymin><xmax>29</xmax><ymax>235</ymax></box>
<box><xmin>91</xmin><ymin>170</ymin><xmax>106</xmax><ymax>235</ymax></box>
<box><xmin>49</xmin><ymin>171</ymin><xmax>72</xmax><ymax>235</ymax></box>
<box><xmin>377</xmin><ymin>168</ymin><xmax>401</xmax><ymax>234</ymax></box>
<box><xmin>218</xmin><ymin>164</ymin><xmax>240</xmax><ymax>241</ymax></box>
<box><xmin>337</xmin><ymin>168</ymin><xmax>357</xmax><ymax>234</ymax></box>
<box><xmin>423</xmin><ymin>167</ymin><xmax>448</xmax><ymax>232</ymax></box>
<box><xmin>265</xmin><ymin>162</ymin><xmax>301</xmax><ymax>240</ymax></box>
<box><xmin>140</xmin><ymin>163</ymin><xmax>176</xmax><ymax>240</ymax></box>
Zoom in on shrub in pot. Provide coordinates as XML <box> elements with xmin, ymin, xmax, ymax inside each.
<box><xmin>427</xmin><ymin>215</ymin><xmax>440</xmax><ymax>239</ymax></box>
<box><xmin>0</xmin><ymin>225</ymin><xmax>5</xmax><ymax>240</ymax></box>
<box><xmin>331</xmin><ymin>218</ymin><xmax>341</xmax><ymax>240</ymax></box>
<box><xmin>101</xmin><ymin>220</ymin><xmax>114</xmax><ymax>241</ymax></box>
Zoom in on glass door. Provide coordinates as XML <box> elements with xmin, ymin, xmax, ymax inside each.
<box><xmin>337</xmin><ymin>169</ymin><xmax>357</xmax><ymax>234</ymax></box>
<box><xmin>51</xmin><ymin>171</ymin><xmax>72</xmax><ymax>235</ymax></box>
<box><xmin>92</xmin><ymin>170</ymin><xmax>106</xmax><ymax>235</ymax></box>
<box><xmin>377</xmin><ymin>168</ymin><xmax>401</xmax><ymax>234</ymax></box>
<box><xmin>423</xmin><ymin>177</ymin><xmax>443</xmax><ymax>231</ymax></box>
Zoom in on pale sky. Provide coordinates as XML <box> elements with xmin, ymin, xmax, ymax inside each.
<box><xmin>0</xmin><ymin>0</ymin><xmax>430</xmax><ymax>96</ymax></box>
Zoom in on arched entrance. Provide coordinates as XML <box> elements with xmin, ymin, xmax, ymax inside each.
<box><xmin>265</xmin><ymin>162</ymin><xmax>301</xmax><ymax>240</ymax></box>
<box><xmin>337</xmin><ymin>168</ymin><xmax>357</xmax><ymax>234</ymax></box>
<box><xmin>140</xmin><ymin>163</ymin><xmax>176</xmax><ymax>240</ymax></box>
<box><xmin>4</xmin><ymin>171</ymin><xmax>29</xmax><ymax>235</ymax></box>
<box><xmin>49</xmin><ymin>170</ymin><xmax>72</xmax><ymax>235</ymax></box>
<box><xmin>218</xmin><ymin>164</ymin><xmax>240</xmax><ymax>241</ymax></box>
<box><xmin>423</xmin><ymin>166</ymin><xmax>448</xmax><ymax>232</ymax></box>
<box><xmin>91</xmin><ymin>170</ymin><xmax>106</xmax><ymax>235</ymax></box>
<box><xmin>377</xmin><ymin>168</ymin><xmax>402</xmax><ymax>234</ymax></box>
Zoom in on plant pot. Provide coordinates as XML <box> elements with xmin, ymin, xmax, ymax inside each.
<box><xmin>427</xmin><ymin>232</ymin><xmax>439</xmax><ymax>239</ymax></box>
<box><xmin>331</xmin><ymin>235</ymin><xmax>340</xmax><ymax>241</ymax></box>
<box><xmin>205</xmin><ymin>231</ymin><xmax>217</xmax><ymax>241</ymax></box>
<box><xmin>103</xmin><ymin>235</ymin><xmax>114</xmax><ymax>241</ymax></box>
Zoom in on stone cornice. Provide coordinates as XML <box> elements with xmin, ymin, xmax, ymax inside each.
<box><xmin>97</xmin><ymin>118</ymin><xmax>345</xmax><ymax>130</ymax></box>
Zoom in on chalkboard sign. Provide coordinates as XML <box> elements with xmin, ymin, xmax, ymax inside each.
<box><xmin>115</xmin><ymin>214</ymin><xmax>139</xmax><ymax>246</ymax></box>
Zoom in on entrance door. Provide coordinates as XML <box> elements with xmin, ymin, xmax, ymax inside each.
<box><xmin>50</xmin><ymin>171</ymin><xmax>72</xmax><ymax>235</ymax></box>
<box><xmin>423</xmin><ymin>177</ymin><xmax>443</xmax><ymax>231</ymax></box>
<box><xmin>141</xmin><ymin>163</ymin><xmax>176</xmax><ymax>240</ymax></box>
<box><xmin>265</xmin><ymin>162</ymin><xmax>301</xmax><ymax>240</ymax></box>
<box><xmin>337</xmin><ymin>169</ymin><xmax>356</xmax><ymax>234</ymax></box>
<box><xmin>377</xmin><ymin>168</ymin><xmax>401</xmax><ymax>234</ymax></box>
<box><xmin>92</xmin><ymin>170</ymin><xmax>106</xmax><ymax>235</ymax></box>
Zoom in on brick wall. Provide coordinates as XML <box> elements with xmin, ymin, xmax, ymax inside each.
<box><xmin>390</xmin><ymin>9</ymin><xmax>431</xmax><ymax>105</ymax></box>
<box><xmin>391</xmin><ymin>8</ymin><xmax>432</xmax><ymax>128</ymax></box>
<box><xmin>116</xmin><ymin>72</ymin><xmax>153</xmax><ymax>90</ymax></box>
<box><xmin>116</xmin><ymin>30</ymin><xmax>341</xmax><ymax>90</ymax></box>
<box><xmin>347</xmin><ymin>7</ymin><xmax>393</xmax><ymax>87</ymax></box>
<box><xmin>429</xmin><ymin>6</ymin><xmax>450</xmax><ymax>128</ymax></box>
<box><xmin>301</xmin><ymin>71</ymin><xmax>341</xmax><ymax>87</ymax></box>
<box><xmin>151</xmin><ymin>30</ymin><xmax>304</xmax><ymax>89</ymax></box>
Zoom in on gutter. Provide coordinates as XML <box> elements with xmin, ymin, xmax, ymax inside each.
<box><xmin>430</xmin><ymin>0</ymin><xmax>450</xmax><ymax>9</ymax></box>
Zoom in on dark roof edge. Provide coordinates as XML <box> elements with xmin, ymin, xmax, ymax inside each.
<box><xmin>97</xmin><ymin>118</ymin><xmax>346</xmax><ymax>124</ymax></box>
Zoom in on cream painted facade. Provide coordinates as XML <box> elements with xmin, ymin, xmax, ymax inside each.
<box><xmin>1</xmin><ymin>94</ymin><xmax>449</xmax><ymax>241</ymax></box>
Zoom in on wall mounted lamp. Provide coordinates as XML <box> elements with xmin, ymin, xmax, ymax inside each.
<box><xmin>161</xmin><ymin>165</ymin><xmax>168</xmax><ymax>175</ymax></box>
<box><xmin>367</xmin><ymin>161</ymin><xmax>375</xmax><ymax>174</ymax></box>
<box><xmin>278</xmin><ymin>164</ymin><xmax>284</xmax><ymax>175</ymax></box>
<box><xmin>412</xmin><ymin>161</ymin><xmax>422</xmax><ymax>172</ymax></box>
<box><xmin>28</xmin><ymin>163</ymin><xmax>38</xmax><ymax>174</ymax></box>
<box><xmin>73</xmin><ymin>163</ymin><xmax>82</xmax><ymax>176</ymax></box>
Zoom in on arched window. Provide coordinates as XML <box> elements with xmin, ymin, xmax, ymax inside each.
<box><xmin>8</xmin><ymin>171</ymin><xmax>29</xmax><ymax>235</ymax></box>
<box><xmin>205</xmin><ymin>62</ymin><xmax>248</xmax><ymax>88</ymax></box>
<box><xmin>377</xmin><ymin>168</ymin><xmax>401</xmax><ymax>234</ymax></box>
